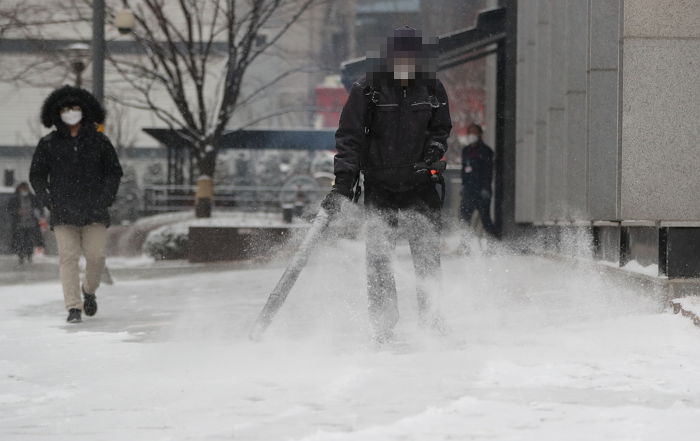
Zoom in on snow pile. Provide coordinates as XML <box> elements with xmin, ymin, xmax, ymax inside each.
<box><xmin>674</xmin><ymin>296</ymin><xmax>700</xmax><ymax>313</ymax></box>
<box><xmin>111</xmin><ymin>211</ymin><xmax>195</xmax><ymax>256</ymax></box>
<box><xmin>132</xmin><ymin>210</ymin><xmax>194</xmax><ymax>229</ymax></box>
<box><xmin>143</xmin><ymin>211</ymin><xmax>308</xmax><ymax>259</ymax></box>
<box><xmin>104</xmin><ymin>255</ymin><xmax>156</xmax><ymax>269</ymax></box>
<box><xmin>143</xmin><ymin>222</ymin><xmax>190</xmax><ymax>260</ymax></box>
<box><xmin>621</xmin><ymin>260</ymin><xmax>661</xmax><ymax>278</ymax></box>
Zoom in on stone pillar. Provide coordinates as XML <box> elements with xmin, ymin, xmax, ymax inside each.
<box><xmin>587</xmin><ymin>0</ymin><xmax>622</xmax><ymax>221</ymax></box>
<box><xmin>534</xmin><ymin>0</ymin><xmax>551</xmax><ymax>222</ymax></box>
<box><xmin>514</xmin><ymin>0</ymin><xmax>538</xmax><ymax>223</ymax></box>
<box><xmin>545</xmin><ymin>0</ymin><xmax>567</xmax><ymax>220</ymax></box>
<box><xmin>564</xmin><ymin>1</ymin><xmax>589</xmax><ymax>220</ymax></box>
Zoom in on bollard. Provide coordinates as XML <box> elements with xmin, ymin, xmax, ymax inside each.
<box><xmin>282</xmin><ymin>204</ymin><xmax>294</xmax><ymax>223</ymax></box>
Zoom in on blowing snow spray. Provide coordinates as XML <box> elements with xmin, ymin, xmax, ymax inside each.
<box><xmin>249</xmin><ymin>208</ymin><xmax>332</xmax><ymax>341</ymax></box>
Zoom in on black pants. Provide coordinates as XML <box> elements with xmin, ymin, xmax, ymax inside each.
<box><xmin>460</xmin><ymin>190</ymin><xmax>496</xmax><ymax>236</ymax></box>
<box><xmin>364</xmin><ymin>184</ymin><xmax>442</xmax><ymax>334</ymax></box>
<box><xmin>13</xmin><ymin>227</ymin><xmax>36</xmax><ymax>262</ymax></box>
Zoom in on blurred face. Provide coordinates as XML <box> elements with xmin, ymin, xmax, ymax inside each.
<box><xmin>60</xmin><ymin>105</ymin><xmax>83</xmax><ymax>126</ymax></box>
<box><xmin>465</xmin><ymin>126</ymin><xmax>482</xmax><ymax>145</ymax></box>
<box><xmin>393</xmin><ymin>54</ymin><xmax>416</xmax><ymax>81</ymax></box>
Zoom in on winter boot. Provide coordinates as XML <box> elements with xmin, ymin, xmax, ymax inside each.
<box><xmin>83</xmin><ymin>290</ymin><xmax>98</xmax><ymax>317</ymax></box>
<box><xmin>67</xmin><ymin>308</ymin><xmax>82</xmax><ymax>323</ymax></box>
<box><xmin>418</xmin><ymin>309</ymin><xmax>450</xmax><ymax>336</ymax></box>
<box><xmin>371</xmin><ymin>327</ymin><xmax>396</xmax><ymax>346</ymax></box>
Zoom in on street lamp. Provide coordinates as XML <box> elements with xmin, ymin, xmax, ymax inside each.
<box><xmin>67</xmin><ymin>42</ymin><xmax>90</xmax><ymax>88</ymax></box>
<box><xmin>114</xmin><ymin>9</ymin><xmax>135</xmax><ymax>35</ymax></box>
<box><xmin>92</xmin><ymin>3</ymin><xmax>135</xmax><ymax>104</ymax></box>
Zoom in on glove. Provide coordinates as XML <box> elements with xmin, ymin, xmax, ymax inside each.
<box><xmin>480</xmin><ymin>189</ymin><xmax>491</xmax><ymax>200</ymax></box>
<box><xmin>424</xmin><ymin>140</ymin><xmax>446</xmax><ymax>165</ymax></box>
<box><xmin>321</xmin><ymin>190</ymin><xmax>351</xmax><ymax>215</ymax></box>
<box><xmin>321</xmin><ymin>172</ymin><xmax>354</xmax><ymax>214</ymax></box>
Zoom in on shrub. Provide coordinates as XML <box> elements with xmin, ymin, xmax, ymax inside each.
<box><xmin>142</xmin><ymin>223</ymin><xmax>189</xmax><ymax>260</ymax></box>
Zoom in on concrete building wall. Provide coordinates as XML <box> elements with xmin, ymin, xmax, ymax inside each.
<box><xmin>516</xmin><ymin>0</ymin><xmax>699</xmax><ymax>225</ymax></box>
<box><xmin>620</xmin><ymin>0</ymin><xmax>700</xmax><ymax>221</ymax></box>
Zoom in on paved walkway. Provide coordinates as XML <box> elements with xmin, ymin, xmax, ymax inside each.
<box><xmin>2</xmin><ymin>244</ymin><xmax>700</xmax><ymax>440</ymax></box>
<box><xmin>0</xmin><ymin>254</ymin><xmax>278</xmax><ymax>286</ymax></box>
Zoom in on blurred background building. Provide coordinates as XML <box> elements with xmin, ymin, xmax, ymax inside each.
<box><xmin>0</xmin><ymin>0</ymin><xmax>494</xmax><ymax>206</ymax></box>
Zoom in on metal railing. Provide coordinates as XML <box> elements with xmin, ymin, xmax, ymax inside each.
<box><xmin>142</xmin><ymin>185</ymin><xmax>325</xmax><ymax>215</ymax></box>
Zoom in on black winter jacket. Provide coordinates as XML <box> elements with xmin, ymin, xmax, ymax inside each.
<box><xmin>334</xmin><ymin>77</ymin><xmax>452</xmax><ymax>192</ymax></box>
<box><xmin>461</xmin><ymin>140</ymin><xmax>493</xmax><ymax>193</ymax></box>
<box><xmin>29</xmin><ymin>126</ymin><xmax>123</xmax><ymax>227</ymax></box>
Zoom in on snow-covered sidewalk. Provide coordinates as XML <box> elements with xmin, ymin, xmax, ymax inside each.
<box><xmin>1</xmin><ymin>243</ymin><xmax>700</xmax><ymax>440</ymax></box>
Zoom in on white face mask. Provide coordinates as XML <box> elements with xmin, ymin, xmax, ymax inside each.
<box><xmin>466</xmin><ymin>134</ymin><xmax>479</xmax><ymax>145</ymax></box>
<box><xmin>61</xmin><ymin>109</ymin><xmax>83</xmax><ymax>126</ymax></box>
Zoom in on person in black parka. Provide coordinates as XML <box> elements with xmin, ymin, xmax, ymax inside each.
<box><xmin>322</xmin><ymin>27</ymin><xmax>452</xmax><ymax>341</ymax></box>
<box><xmin>30</xmin><ymin>85</ymin><xmax>123</xmax><ymax>324</ymax></box>
<box><xmin>6</xmin><ymin>182</ymin><xmax>44</xmax><ymax>264</ymax></box>
<box><xmin>460</xmin><ymin>123</ymin><xmax>496</xmax><ymax>237</ymax></box>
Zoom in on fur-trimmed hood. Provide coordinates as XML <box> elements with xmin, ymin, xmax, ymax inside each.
<box><xmin>40</xmin><ymin>85</ymin><xmax>105</xmax><ymax>129</ymax></box>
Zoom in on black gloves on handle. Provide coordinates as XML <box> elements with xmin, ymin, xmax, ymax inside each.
<box><xmin>321</xmin><ymin>172</ymin><xmax>355</xmax><ymax>214</ymax></box>
<box><xmin>424</xmin><ymin>140</ymin><xmax>447</xmax><ymax>166</ymax></box>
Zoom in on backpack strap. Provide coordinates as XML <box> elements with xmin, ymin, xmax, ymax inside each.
<box><xmin>359</xmin><ymin>85</ymin><xmax>378</xmax><ymax>171</ymax></box>
<box><xmin>427</xmin><ymin>81</ymin><xmax>440</xmax><ymax>108</ymax></box>
<box><xmin>363</xmin><ymin>85</ymin><xmax>378</xmax><ymax>136</ymax></box>
<box><xmin>350</xmin><ymin>85</ymin><xmax>378</xmax><ymax>203</ymax></box>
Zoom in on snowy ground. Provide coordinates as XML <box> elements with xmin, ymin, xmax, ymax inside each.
<box><xmin>2</xmin><ymin>241</ymin><xmax>700</xmax><ymax>440</ymax></box>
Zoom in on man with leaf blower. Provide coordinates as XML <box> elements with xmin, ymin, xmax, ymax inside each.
<box><xmin>322</xmin><ymin>27</ymin><xmax>452</xmax><ymax>342</ymax></box>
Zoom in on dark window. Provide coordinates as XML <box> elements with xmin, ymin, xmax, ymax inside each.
<box><xmin>4</xmin><ymin>169</ymin><xmax>14</xmax><ymax>187</ymax></box>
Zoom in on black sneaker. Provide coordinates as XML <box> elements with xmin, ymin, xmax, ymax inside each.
<box><xmin>83</xmin><ymin>292</ymin><xmax>98</xmax><ymax>317</ymax></box>
<box><xmin>67</xmin><ymin>308</ymin><xmax>82</xmax><ymax>323</ymax></box>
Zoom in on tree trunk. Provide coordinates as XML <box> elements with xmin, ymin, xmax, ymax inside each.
<box><xmin>194</xmin><ymin>148</ymin><xmax>217</xmax><ymax>218</ymax></box>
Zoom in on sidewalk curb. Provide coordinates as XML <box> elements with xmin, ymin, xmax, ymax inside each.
<box><xmin>671</xmin><ymin>299</ymin><xmax>700</xmax><ymax>328</ymax></box>
<box><xmin>537</xmin><ymin>252</ymin><xmax>700</xmax><ymax>329</ymax></box>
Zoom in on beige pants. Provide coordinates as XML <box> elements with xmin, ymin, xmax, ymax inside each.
<box><xmin>54</xmin><ymin>223</ymin><xmax>108</xmax><ymax>311</ymax></box>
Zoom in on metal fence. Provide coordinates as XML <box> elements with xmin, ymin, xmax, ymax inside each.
<box><xmin>142</xmin><ymin>185</ymin><xmax>326</xmax><ymax>215</ymax></box>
